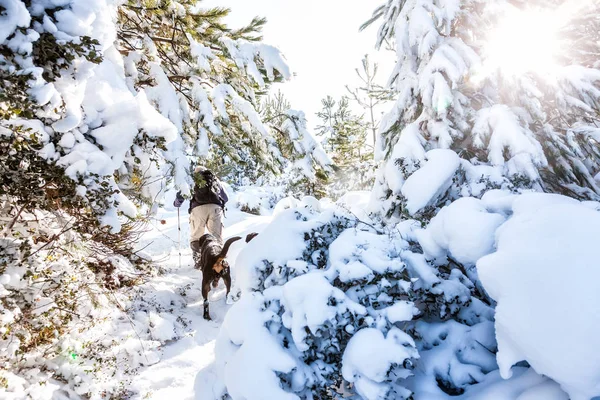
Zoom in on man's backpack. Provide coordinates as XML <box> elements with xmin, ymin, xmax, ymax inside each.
<box><xmin>193</xmin><ymin>170</ymin><xmax>223</xmax><ymax>207</ymax></box>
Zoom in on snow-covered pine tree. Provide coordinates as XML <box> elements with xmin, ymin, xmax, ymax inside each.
<box><xmin>316</xmin><ymin>96</ymin><xmax>367</xmax><ymax>166</ymax></box>
<box><xmin>0</xmin><ymin>0</ymin><xmax>181</xmax><ymax>396</ymax></box>
<box><xmin>524</xmin><ymin>1</ymin><xmax>600</xmax><ymax>198</ymax></box>
<box><xmin>364</xmin><ymin>0</ymin><xmax>600</xmax><ymax>220</ymax></box>
<box><xmin>260</xmin><ymin>90</ymin><xmax>292</xmax><ymax>130</ymax></box>
<box><xmin>238</xmin><ymin>89</ymin><xmax>332</xmax><ymax>198</ymax></box>
<box><xmin>346</xmin><ymin>54</ymin><xmax>394</xmax><ymax>149</ymax></box>
<box><xmin>259</xmin><ymin>90</ymin><xmax>292</xmax><ymax>168</ymax></box>
<box><xmin>315</xmin><ymin>95</ymin><xmax>375</xmax><ymax>198</ymax></box>
<box><xmin>278</xmin><ymin>109</ymin><xmax>332</xmax><ymax>198</ymax></box>
<box><xmin>118</xmin><ymin>1</ymin><xmax>296</xmax><ymax>183</ymax></box>
<box><xmin>118</xmin><ymin>1</ymin><xmax>333</xmax><ymax>192</ymax></box>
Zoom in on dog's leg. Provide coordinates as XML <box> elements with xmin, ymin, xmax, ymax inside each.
<box><xmin>223</xmin><ymin>271</ymin><xmax>232</xmax><ymax>297</ymax></box>
<box><xmin>223</xmin><ymin>271</ymin><xmax>235</xmax><ymax>305</ymax></box>
<box><xmin>201</xmin><ymin>279</ymin><xmax>211</xmax><ymax>321</ymax></box>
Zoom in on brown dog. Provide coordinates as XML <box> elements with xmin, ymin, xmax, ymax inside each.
<box><xmin>191</xmin><ymin>234</ymin><xmax>241</xmax><ymax>320</ymax></box>
<box><xmin>190</xmin><ymin>232</ymin><xmax>259</xmax><ymax>320</ymax></box>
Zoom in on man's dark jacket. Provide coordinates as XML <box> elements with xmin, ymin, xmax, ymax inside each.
<box><xmin>173</xmin><ymin>171</ymin><xmax>228</xmax><ymax>214</ymax></box>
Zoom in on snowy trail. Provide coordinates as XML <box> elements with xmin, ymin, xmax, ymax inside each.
<box><xmin>129</xmin><ymin>206</ymin><xmax>272</xmax><ymax>400</ymax></box>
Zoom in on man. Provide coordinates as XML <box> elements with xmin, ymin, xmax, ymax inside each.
<box><xmin>174</xmin><ymin>166</ymin><xmax>228</xmax><ymax>243</ymax></box>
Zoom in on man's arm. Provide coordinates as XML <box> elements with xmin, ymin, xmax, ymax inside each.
<box><xmin>219</xmin><ymin>181</ymin><xmax>229</xmax><ymax>207</ymax></box>
<box><xmin>219</xmin><ymin>185</ymin><xmax>228</xmax><ymax>205</ymax></box>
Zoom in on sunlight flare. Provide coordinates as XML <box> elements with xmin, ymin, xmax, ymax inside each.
<box><xmin>482</xmin><ymin>8</ymin><xmax>563</xmax><ymax>77</ymax></box>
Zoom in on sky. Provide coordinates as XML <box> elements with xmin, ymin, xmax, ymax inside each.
<box><xmin>202</xmin><ymin>0</ymin><xmax>395</xmax><ymax>130</ymax></box>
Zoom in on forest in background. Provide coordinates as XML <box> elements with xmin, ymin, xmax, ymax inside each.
<box><xmin>1</xmin><ymin>0</ymin><xmax>600</xmax><ymax>399</ymax></box>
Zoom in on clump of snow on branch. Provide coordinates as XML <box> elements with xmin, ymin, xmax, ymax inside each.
<box><xmin>221</xmin><ymin>37</ymin><xmax>291</xmax><ymax>88</ymax></box>
<box><xmin>280</xmin><ymin>110</ymin><xmax>332</xmax><ymax>181</ymax></box>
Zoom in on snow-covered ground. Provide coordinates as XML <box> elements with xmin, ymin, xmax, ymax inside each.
<box><xmin>126</xmin><ymin>192</ymin><xmax>585</xmax><ymax>400</ymax></box>
<box><xmin>100</xmin><ymin>187</ymin><xmax>600</xmax><ymax>400</ymax></box>
<box><xmin>128</xmin><ymin>205</ymin><xmax>271</xmax><ymax>400</ymax></box>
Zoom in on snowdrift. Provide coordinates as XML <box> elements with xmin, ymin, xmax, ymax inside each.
<box><xmin>213</xmin><ymin>192</ymin><xmax>600</xmax><ymax>399</ymax></box>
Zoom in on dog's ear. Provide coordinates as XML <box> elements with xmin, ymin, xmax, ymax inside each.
<box><xmin>219</xmin><ymin>236</ymin><xmax>242</xmax><ymax>257</ymax></box>
<box><xmin>245</xmin><ymin>232</ymin><xmax>259</xmax><ymax>243</ymax></box>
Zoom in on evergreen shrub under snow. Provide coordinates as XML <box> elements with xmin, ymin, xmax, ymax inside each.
<box><xmin>215</xmin><ymin>196</ymin><xmax>494</xmax><ymax>399</ymax></box>
<box><xmin>214</xmin><ymin>192</ymin><xmax>600</xmax><ymax>400</ymax></box>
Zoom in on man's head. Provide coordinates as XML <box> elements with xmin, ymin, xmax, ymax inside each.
<box><xmin>193</xmin><ymin>165</ymin><xmax>213</xmax><ymax>186</ymax></box>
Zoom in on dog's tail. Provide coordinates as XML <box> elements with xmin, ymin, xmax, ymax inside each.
<box><xmin>219</xmin><ymin>236</ymin><xmax>242</xmax><ymax>257</ymax></box>
<box><xmin>245</xmin><ymin>232</ymin><xmax>259</xmax><ymax>243</ymax></box>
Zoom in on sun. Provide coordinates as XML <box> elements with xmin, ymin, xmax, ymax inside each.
<box><xmin>481</xmin><ymin>7</ymin><xmax>564</xmax><ymax>78</ymax></box>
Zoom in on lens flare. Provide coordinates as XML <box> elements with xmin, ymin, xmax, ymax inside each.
<box><xmin>483</xmin><ymin>8</ymin><xmax>563</xmax><ymax>78</ymax></box>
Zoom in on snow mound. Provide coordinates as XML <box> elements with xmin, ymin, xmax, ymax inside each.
<box><xmin>282</xmin><ymin>272</ymin><xmax>366</xmax><ymax>351</ymax></box>
<box><xmin>401</xmin><ymin>149</ymin><xmax>461</xmax><ymax>214</ymax></box>
<box><xmin>336</xmin><ymin>191</ymin><xmax>371</xmax><ymax>220</ymax></box>
<box><xmin>216</xmin><ymin>293</ymin><xmax>299</xmax><ymax>400</ymax></box>
<box><xmin>328</xmin><ymin>229</ymin><xmax>405</xmax><ymax>282</ymax></box>
<box><xmin>478</xmin><ymin>198</ymin><xmax>600</xmax><ymax>400</ymax></box>
<box><xmin>417</xmin><ymin>197</ymin><xmax>506</xmax><ymax>265</ymax></box>
<box><xmin>234</xmin><ymin>185</ymin><xmax>286</xmax><ymax>215</ymax></box>
<box><xmin>233</xmin><ymin>208</ymin><xmax>322</xmax><ymax>292</ymax></box>
<box><xmin>461</xmin><ymin>367</ymin><xmax>568</xmax><ymax>400</ymax></box>
<box><xmin>342</xmin><ymin>328</ymin><xmax>417</xmax><ymax>400</ymax></box>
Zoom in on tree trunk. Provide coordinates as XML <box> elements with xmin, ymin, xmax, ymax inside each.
<box><xmin>369</xmin><ymin>98</ymin><xmax>377</xmax><ymax>152</ymax></box>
